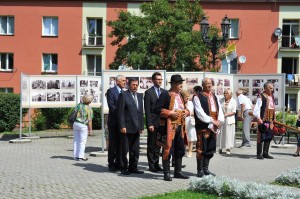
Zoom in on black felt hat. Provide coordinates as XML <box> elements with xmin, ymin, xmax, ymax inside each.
<box><xmin>169</xmin><ymin>74</ymin><xmax>185</xmax><ymax>83</ymax></box>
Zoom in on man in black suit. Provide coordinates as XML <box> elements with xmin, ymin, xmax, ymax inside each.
<box><xmin>144</xmin><ymin>72</ymin><xmax>165</xmax><ymax>172</ymax></box>
<box><xmin>117</xmin><ymin>78</ymin><xmax>144</xmax><ymax>175</ymax></box>
<box><xmin>106</xmin><ymin>75</ymin><xmax>126</xmax><ymax>171</ymax></box>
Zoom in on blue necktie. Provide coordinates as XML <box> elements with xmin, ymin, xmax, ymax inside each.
<box><xmin>157</xmin><ymin>88</ymin><xmax>160</xmax><ymax>97</ymax></box>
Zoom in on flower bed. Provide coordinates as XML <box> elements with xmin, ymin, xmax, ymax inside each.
<box><xmin>275</xmin><ymin>167</ymin><xmax>300</xmax><ymax>187</ymax></box>
<box><xmin>189</xmin><ymin>176</ymin><xmax>300</xmax><ymax>199</ymax></box>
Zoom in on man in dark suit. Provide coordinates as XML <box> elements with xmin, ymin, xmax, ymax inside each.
<box><xmin>117</xmin><ymin>78</ymin><xmax>144</xmax><ymax>175</ymax></box>
<box><xmin>144</xmin><ymin>72</ymin><xmax>165</xmax><ymax>172</ymax></box>
<box><xmin>106</xmin><ymin>75</ymin><xmax>126</xmax><ymax>171</ymax></box>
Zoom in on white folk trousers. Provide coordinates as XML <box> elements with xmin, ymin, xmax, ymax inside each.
<box><xmin>73</xmin><ymin>122</ymin><xmax>88</xmax><ymax>159</ymax></box>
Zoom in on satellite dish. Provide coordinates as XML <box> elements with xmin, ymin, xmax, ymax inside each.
<box><xmin>239</xmin><ymin>55</ymin><xmax>246</xmax><ymax>64</ymax></box>
<box><xmin>274</xmin><ymin>28</ymin><xmax>282</xmax><ymax>37</ymax></box>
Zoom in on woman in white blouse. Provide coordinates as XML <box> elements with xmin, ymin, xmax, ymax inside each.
<box><xmin>218</xmin><ymin>89</ymin><xmax>237</xmax><ymax>154</ymax></box>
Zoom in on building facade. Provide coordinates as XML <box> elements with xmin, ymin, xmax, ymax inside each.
<box><xmin>0</xmin><ymin>0</ymin><xmax>300</xmax><ymax>110</ymax></box>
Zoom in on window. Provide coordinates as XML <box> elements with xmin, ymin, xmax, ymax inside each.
<box><xmin>282</xmin><ymin>20</ymin><xmax>299</xmax><ymax>48</ymax></box>
<box><xmin>282</xmin><ymin>57</ymin><xmax>298</xmax><ymax>84</ymax></box>
<box><xmin>0</xmin><ymin>53</ymin><xmax>13</xmax><ymax>71</ymax></box>
<box><xmin>87</xmin><ymin>55</ymin><xmax>102</xmax><ymax>76</ymax></box>
<box><xmin>221</xmin><ymin>58</ymin><xmax>238</xmax><ymax>74</ymax></box>
<box><xmin>0</xmin><ymin>88</ymin><xmax>13</xmax><ymax>93</ymax></box>
<box><xmin>87</xmin><ymin>18</ymin><xmax>103</xmax><ymax>46</ymax></box>
<box><xmin>229</xmin><ymin>19</ymin><xmax>239</xmax><ymax>39</ymax></box>
<box><xmin>43</xmin><ymin>17</ymin><xmax>58</xmax><ymax>36</ymax></box>
<box><xmin>0</xmin><ymin>16</ymin><xmax>14</xmax><ymax>35</ymax></box>
<box><xmin>43</xmin><ymin>54</ymin><xmax>58</xmax><ymax>72</ymax></box>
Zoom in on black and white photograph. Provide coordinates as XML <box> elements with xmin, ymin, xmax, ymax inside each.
<box><xmin>32</xmin><ymin>92</ymin><xmax>47</xmax><ymax>102</ymax></box>
<box><xmin>252</xmin><ymin>88</ymin><xmax>262</xmax><ymax>97</ymax></box>
<box><xmin>32</xmin><ymin>80</ymin><xmax>46</xmax><ymax>89</ymax></box>
<box><xmin>47</xmin><ymin>92</ymin><xmax>60</xmax><ymax>101</ymax></box>
<box><xmin>238</xmin><ymin>79</ymin><xmax>249</xmax><ymax>87</ymax></box>
<box><xmin>47</xmin><ymin>80</ymin><xmax>60</xmax><ymax>89</ymax></box>
<box><xmin>90</xmin><ymin>88</ymin><xmax>98</xmax><ymax>96</ymax></box>
<box><xmin>80</xmin><ymin>88</ymin><xmax>89</xmax><ymax>95</ymax></box>
<box><xmin>80</xmin><ymin>80</ymin><xmax>88</xmax><ymax>87</ymax></box>
<box><xmin>90</xmin><ymin>80</ymin><xmax>99</xmax><ymax>88</ymax></box>
<box><xmin>217</xmin><ymin>87</ymin><xmax>223</xmax><ymax>95</ymax></box>
<box><xmin>252</xmin><ymin>79</ymin><xmax>264</xmax><ymax>87</ymax></box>
<box><xmin>268</xmin><ymin>79</ymin><xmax>280</xmax><ymax>88</ymax></box>
<box><xmin>61</xmin><ymin>92</ymin><xmax>75</xmax><ymax>101</ymax></box>
<box><xmin>92</xmin><ymin>95</ymin><xmax>99</xmax><ymax>103</ymax></box>
<box><xmin>109</xmin><ymin>77</ymin><xmax>116</xmax><ymax>88</ymax></box>
<box><xmin>61</xmin><ymin>80</ymin><xmax>75</xmax><ymax>89</ymax></box>
<box><xmin>217</xmin><ymin>79</ymin><xmax>223</xmax><ymax>87</ymax></box>
<box><xmin>224</xmin><ymin>79</ymin><xmax>230</xmax><ymax>87</ymax></box>
<box><xmin>140</xmin><ymin>77</ymin><xmax>153</xmax><ymax>89</ymax></box>
<box><xmin>186</xmin><ymin>77</ymin><xmax>198</xmax><ymax>95</ymax></box>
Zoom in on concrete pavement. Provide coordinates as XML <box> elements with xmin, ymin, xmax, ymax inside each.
<box><xmin>0</xmin><ymin>131</ymin><xmax>299</xmax><ymax>199</ymax></box>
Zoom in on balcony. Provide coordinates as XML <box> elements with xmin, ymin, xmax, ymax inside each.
<box><xmin>82</xmin><ymin>34</ymin><xmax>104</xmax><ymax>49</ymax></box>
<box><xmin>286</xmin><ymin>74</ymin><xmax>300</xmax><ymax>87</ymax></box>
<box><xmin>280</xmin><ymin>36</ymin><xmax>300</xmax><ymax>52</ymax></box>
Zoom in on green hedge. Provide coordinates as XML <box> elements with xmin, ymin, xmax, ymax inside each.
<box><xmin>0</xmin><ymin>93</ymin><xmax>28</xmax><ymax>132</ymax></box>
<box><xmin>276</xmin><ymin>111</ymin><xmax>297</xmax><ymax>127</ymax></box>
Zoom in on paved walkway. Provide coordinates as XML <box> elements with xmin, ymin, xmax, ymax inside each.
<box><xmin>0</xmin><ymin>131</ymin><xmax>299</xmax><ymax>199</ymax></box>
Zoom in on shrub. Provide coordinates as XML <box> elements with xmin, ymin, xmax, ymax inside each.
<box><xmin>276</xmin><ymin>112</ymin><xmax>297</xmax><ymax>127</ymax></box>
<box><xmin>275</xmin><ymin>167</ymin><xmax>300</xmax><ymax>187</ymax></box>
<box><xmin>0</xmin><ymin>93</ymin><xmax>28</xmax><ymax>132</ymax></box>
<box><xmin>92</xmin><ymin>107</ymin><xmax>102</xmax><ymax>130</ymax></box>
<box><xmin>32</xmin><ymin>108</ymin><xmax>69</xmax><ymax>130</ymax></box>
<box><xmin>32</xmin><ymin>109</ymin><xmax>47</xmax><ymax>131</ymax></box>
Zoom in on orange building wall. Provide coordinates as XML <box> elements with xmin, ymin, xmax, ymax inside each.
<box><xmin>0</xmin><ymin>1</ymin><xmax>82</xmax><ymax>93</ymax></box>
<box><xmin>106</xmin><ymin>2</ymin><xmax>127</xmax><ymax>70</ymax></box>
<box><xmin>200</xmin><ymin>3</ymin><xmax>279</xmax><ymax>74</ymax></box>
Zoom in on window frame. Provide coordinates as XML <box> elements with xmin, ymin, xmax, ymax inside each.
<box><xmin>0</xmin><ymin>53</ymin><xmax>14</xmax><ymax>71</ymax></box>
<box><xmin>0</xmin><ymin>16</ymin><xmax>14</xmax><ymax>35</ymax></box>
<box><xmin>282</xmin><ymin>20</ymin><xmax>299</xmax><ymax>48</ymax></box>
<box><xmin>42</xmin><ymin>16</ymin><xmax>58</xmax><ymax>37</ymax></box>
<box><xmin>42</xmin><ymin>53</ymin><xmax>58</xmax><ymax>73</ymax></box>
<box><xmin>86</xmin><ymin>18</ymin><xmax>103</xmax><ymax>46</ymax></box>
<box><xmin>87</xmin><ymin>54</ymin><xmax>102</xmax><ymax>76</ymax></box>
<box><xmin>0</xmin><ymin>88</ymin><xmax>13</xmax><ymax>93</ymax></box>
<box><xmin>229</xmin><ymin>19</ymin><xmax>239</xmax><ymax>39</ymax></box>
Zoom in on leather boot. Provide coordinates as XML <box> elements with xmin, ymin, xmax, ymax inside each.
<box><xmin>196</xmin><ymin>158</ymin><xmax>205</xmax><ymax>178</ymax></box>
<box><xmin>263</xmin><ymin>141</ymin><xmax>274</xmax><ymax>159</ymax></box>
<box><xmin>173</xmin><ymin>158</ymin><xmax>189</xmax><ymax>179</ymax></box>
<box><xmin>162</xmin><ymin>160</ymin><xmax>172</xmax><ymax>181</ymax></box>
<box><xmin>257</xmin><ymin>142</ymin><xmax>264</xmax><ymax>159</ymax></box>
<box><xmin>203</xmin><ymin>158</ymin><xmax>215</xmax><ymax>176</ymax></box>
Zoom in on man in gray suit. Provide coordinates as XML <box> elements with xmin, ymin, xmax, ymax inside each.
<box><xmin>144</xmin><ymin>72</ymin><xmax>166</xmax><ymax>172</ymax></box>
<box><xmin>117</xmin><ymin>78</ymin><xmax>144</xmax><ymax>175</ymax></box>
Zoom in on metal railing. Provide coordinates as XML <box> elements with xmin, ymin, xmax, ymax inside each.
<box><xmin>82</xmin><ymin>34</ymin><xmax>103</xmax><ymax>47</ymax></box>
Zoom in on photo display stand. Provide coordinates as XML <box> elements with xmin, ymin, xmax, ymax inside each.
<box><xmin>20</xmin><ymin>73</ymin><xmax>101</xmax><ymax>139</ymax></box>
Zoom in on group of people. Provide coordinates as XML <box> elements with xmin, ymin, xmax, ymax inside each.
<box><xmin>71</xmin><ymin>72</ymin><xmax>288</xmax><ymax>181</ymax></box>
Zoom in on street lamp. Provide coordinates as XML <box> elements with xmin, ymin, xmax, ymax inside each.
<box><xmin>200</xmin><ymin>15</ymin><xmax>231</xmax><ymax>67</ymax></box>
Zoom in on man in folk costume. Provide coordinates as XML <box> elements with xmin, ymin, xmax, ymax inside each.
<box><xmin>154</xmin><ymin>74</ymin><xmax>190</xmax><ymax>181</ymax></box>
<box><xmin>253</xmin><ymin>82</ymin><xmax>276</xmax><ymax>159</ymax></box>
<box><xmin>193</xmin><ymin>78</ymin><xmax>224</xmax><ymax>177</ymax></box>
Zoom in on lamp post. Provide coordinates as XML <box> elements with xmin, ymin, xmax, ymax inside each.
<box><xmin>200</xmin><ymin>15</ymin><xmax>231</xmax><ymax>67</ymax></box>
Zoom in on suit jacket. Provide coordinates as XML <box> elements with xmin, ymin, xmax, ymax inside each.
<box><xmin>117</xmin><ymin>90</ymin><xmax>144</xmax><ymax>133</ymax></box>
<box><xmin>106</xmin><ymin>86</ymin><xmax>121</xmax><ymax>128</ymax></box>
<box><xmin>144</xmin><ymin>86</ymin><xmax>166</xmax><ymax>128</ymax></box>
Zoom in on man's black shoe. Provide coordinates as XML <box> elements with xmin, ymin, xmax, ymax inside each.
<box><xmin>128</xmin><ymin>169</ymin><xmax>144</xmax><ymax>174</ymax></box>
<box><xmin>257</xmin><ymin>155</ymin><xmax>264</xmax><ymax>160</ymax></box>
<box><xmin>149</xmin><ymin>167</ymin><xmax>158</xmax><ymax>173</ymax></box>
<box><xmin>109</xmin><ymin>166</ymin><xmax>119</xmax><ymax>172</ymax></box>
<box><xmin>121</xmin><ymin>169</ymin><xmax>130</xmax><ymax>175</ymax></box>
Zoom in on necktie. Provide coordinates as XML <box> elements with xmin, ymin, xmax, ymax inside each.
<box><xmin>157</xmin><ymin>88</ymin><xmax>160</xmax><ymax>97</ymax></box>
<box><xmin>120</xmin><ymin>89</ymin><xmax>123</xmax><ymax>94</ymax></box>
<box><xmin>133</xmin><ymin>93</ymin><xmax>138</xmax><ymax>109</ymax></box>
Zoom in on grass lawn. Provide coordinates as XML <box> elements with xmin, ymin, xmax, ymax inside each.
<box><xmin>139</xmin><ymin>190</ymin><xmax>221</xmax><ymax>199</ymax></box>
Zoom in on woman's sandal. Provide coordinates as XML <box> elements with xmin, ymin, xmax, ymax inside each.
<box><xmin>79</xmin><ymin>158</ymin><xmax>88</xmax><ymax>161</ymax></box>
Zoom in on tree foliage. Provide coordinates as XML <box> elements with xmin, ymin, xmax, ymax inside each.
<box><xmin>107</xmin><ymin>0</ymin><xmax>226</xmax><ymax>71</ymax></box>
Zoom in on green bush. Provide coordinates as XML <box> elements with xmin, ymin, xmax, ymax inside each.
<box><xmin>276</xmin><ymin>111</ymin><xmax>297</xmax><ymax>127</ymax></box>
<box><xmin>32</xmin><ymin>109</ymin><xmax>47</xmax><ymax>131</ymax></box>
<box><xmin>0</xmin><ymin>93</ymin><xmax>28</xmax><ymax>132</ymax></box>
<box><xmin>92</xmin><ymin>107</ymin><xmax>102</xmax><ymax>130</ymax></box>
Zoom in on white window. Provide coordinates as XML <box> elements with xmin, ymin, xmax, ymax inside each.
<box><xmin>87</xmin><ymin>18</ymin><xmax>103</xmax><ymax>46</ymax></box>
<box><xmin>43</xmin><ymin>54</ymin><xmax>58</xmax><ymax>72</ymax></box>
<box><xmin>221</xmin><ymin>58</ymin><xmax>238</xmax><ymax>74</ymax></box>
<box><xmin>43</xmin><ymin>17</ymin><xmax>58</xmax><ymax>36</ymax></box>
<box><xmin>282</xmin><ymin>20</ymin><xmax>299</xmax><ymax>48</ymax></box>
<box><xmin>0</xmin><ymin>53</ymin><xmax>13</xmax><ymax>71</ymax></box>
<box><xmin>0</xmin><ymin>16</ymin><xmax>14</xmax><ymax>35</ymax></box>
<box><xmin>87</xmin><ymin>55</ymin><xmax>102</xmax><ymax>76</ymax></box>
<box><xmin>229</xmin><ymin>19</ymin><xmax>239</xmax><ymax>39</ymax></box>
<box><xmin>0</xmin><ymin>88</ymin><xmax>13</xmax><ymax>93</ymax></box>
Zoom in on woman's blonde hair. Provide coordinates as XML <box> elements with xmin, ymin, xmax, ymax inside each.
<box><xmin>181</xmin><ymin>90</ymin><xmax>190</xmax><ymax>98</ymax></box>
<box><xmin>82</xmin><ymin>94</ymin><xmax>94</xmax><ymax>104</ymax></box>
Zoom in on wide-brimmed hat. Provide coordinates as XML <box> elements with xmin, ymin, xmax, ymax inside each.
<box><xmin>169</xmin><ymin>74</ymin><xmax>185</xmax><ymax>83</ymax></box>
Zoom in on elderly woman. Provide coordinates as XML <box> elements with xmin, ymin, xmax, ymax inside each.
<box><xmin>218</xmin><ymin>89</ymin><xmax>237</xmax><ymax>154</ymax></box>
<box><xmin>73</xmin><ymin>94</ymin><xmax>94</xmax><ymax>161</ymax></box>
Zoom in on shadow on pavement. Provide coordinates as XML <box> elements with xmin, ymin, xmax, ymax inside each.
<box><xmin>50</xmin><ymin>155</ymin><xmax>75</xmax><ymax>160</ymax></box>
<box><xmin>219</xmin><ymin>153</ymin><xmax>257</xmax><ymax>159</ymax></box>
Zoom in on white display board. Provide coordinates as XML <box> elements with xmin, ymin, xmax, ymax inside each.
<box><xmin>21</xmin><ymin>74</ymin><xmax>101</xmax><ymax>108</ymax></box>
<box><xmin>205</xmin><ymin>72</ymin><xmax>234</xmax><ymax>100</ymax></box>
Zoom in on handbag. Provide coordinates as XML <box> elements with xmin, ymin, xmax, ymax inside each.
<box><xmin>68</xmin><ymin>107</ymin><xmax>78</xmax><ymax>125</ymax></box>
<box><xmin>189</xmin><ymin>117</ymin><xmax>195</xmax><ymax>126</ymax></box>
